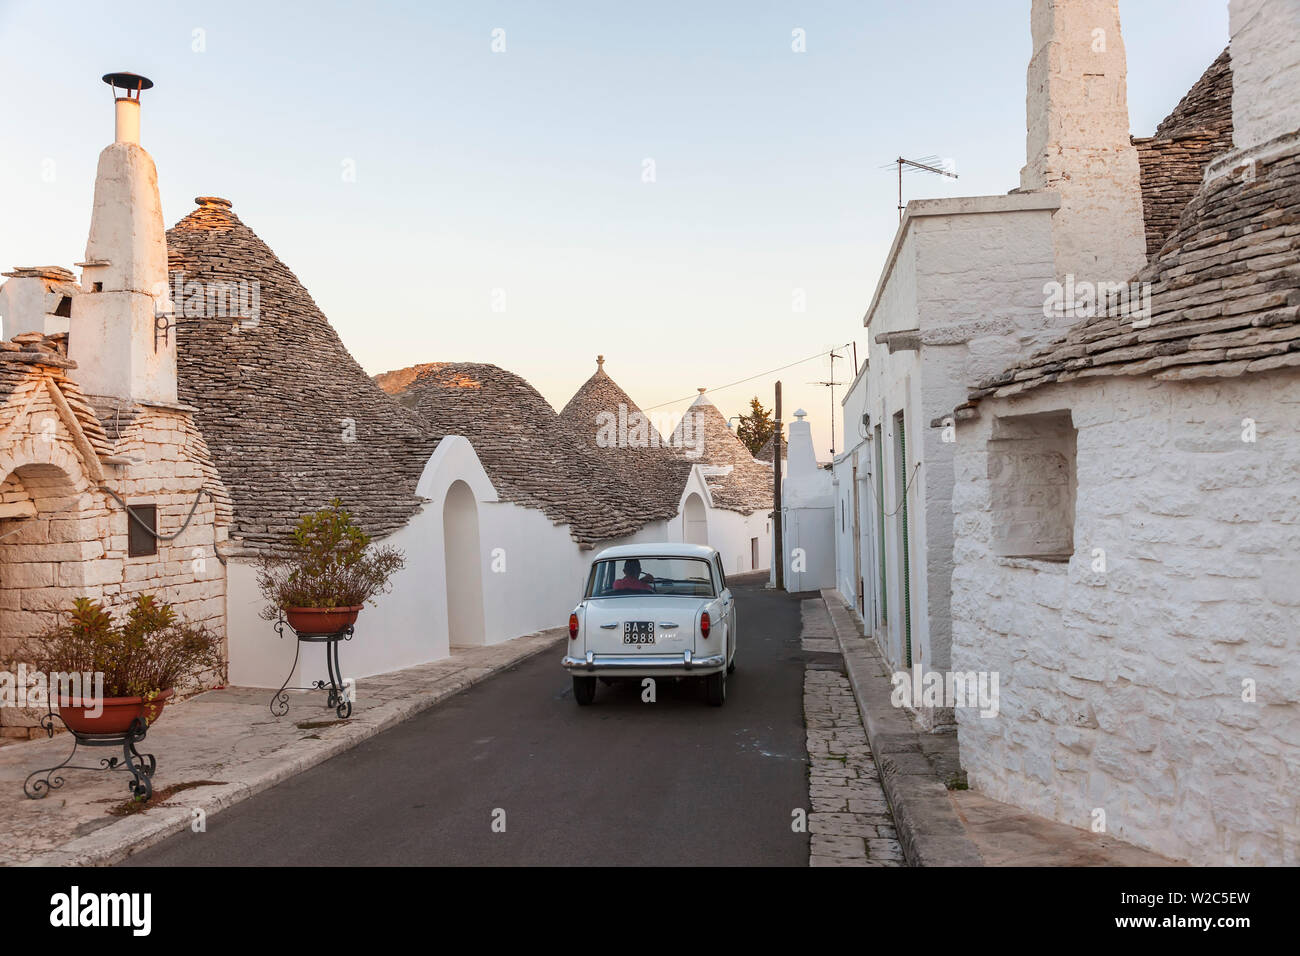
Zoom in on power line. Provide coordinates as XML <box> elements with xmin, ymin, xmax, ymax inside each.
<box><xmin>642</xmin><ymin>343</ymin><xmax>853</xmax><ymax>411</ymax></box>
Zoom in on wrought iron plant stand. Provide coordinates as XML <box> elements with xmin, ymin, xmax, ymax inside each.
<box><xmin>269</xmin><ymin>616</ymin><xmax>355</xmax><ymax>720</ymax></box>
<box><xmin>24</xmin><ymin>708</ymin><xmax>156</xmax><ymax>801</ymax></box>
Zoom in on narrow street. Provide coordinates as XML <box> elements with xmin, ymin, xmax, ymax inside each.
<box><xmin>127</xmin><ymin>583</ymin><xmax>827</xmax><ymax>866</ymax></box>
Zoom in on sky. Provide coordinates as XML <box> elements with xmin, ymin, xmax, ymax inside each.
<box><xmin>0</xmin><ymin>0</ymin><xmax>1230</xmax><ymax>458</ymax></box>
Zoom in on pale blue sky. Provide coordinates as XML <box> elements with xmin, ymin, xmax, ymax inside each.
<box><xmin>0</xmin><ymin>0</ymin><xmax>1229</xmax><ymax>456</ymax></box>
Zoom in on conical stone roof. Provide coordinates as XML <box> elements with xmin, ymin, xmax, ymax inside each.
<box><xmin>167</xmin><ymin>198</ymin><xmax>439</xmax><ymax>552</ymax></box>
<box><xmin>957</xmin><ymin>136</ymin><xmax>1300</xmax><ymax>411</ymax></box>
<box><xmin>377</xmin><ymin>362</ymin><xmax>665</xmax><ymax>548</ymax></box>
<box><xmin>671</xmin><ymin>390</ymin><xmax>772</xmax><ymax>514</ymax></box>
<box><xmin>558</xmin><ymin>358</ymin><xmax>693</xmax><ymax>523</ymax></box>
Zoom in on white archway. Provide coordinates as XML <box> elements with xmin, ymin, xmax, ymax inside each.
<box><xmin>442</xmin><ymin>479</ymin><xmax>485</xmax><ymax>647</ymax></box>
<box><xmin>684</xmin><ymin>492</ymin><xmax>708</xmax><ymax>546</ymax></box>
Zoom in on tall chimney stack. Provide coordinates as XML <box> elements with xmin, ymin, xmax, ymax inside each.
<box><xmin>1019</xmin><ymin>0</ymin><xmax>1147</xmax><ymax>288</ymax></box>
<box><xmin>68</xmin><ymin>72</ymin><xmax>177</xmax><ymax>405</ymax></box>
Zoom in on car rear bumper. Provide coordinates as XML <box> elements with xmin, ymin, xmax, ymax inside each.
<box><xmin>562</xmin><ymin>650</ymin><xmax>726</xmax><ymax>674</ymax></box>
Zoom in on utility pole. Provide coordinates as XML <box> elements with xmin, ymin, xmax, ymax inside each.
<box><xmin>773</xmin><ymin>381</ymin><xmax>784</xmax><ymax>591</ymax></box>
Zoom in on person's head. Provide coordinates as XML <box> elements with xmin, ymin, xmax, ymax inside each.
<box><xmin>623</xmin><ymin>559</ymin><xmax>641</xmax><ymax>578</ymax></box>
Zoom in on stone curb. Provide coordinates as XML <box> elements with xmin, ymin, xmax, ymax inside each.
<box><xmin>21</xmin><ymin>631</ymin><xmax>566</xmax><ymax>867</ymax></box>
<box><xmin>820</xmin><ymin>591</ymin><xmax>985</xmax><ymax>868</ymax></box>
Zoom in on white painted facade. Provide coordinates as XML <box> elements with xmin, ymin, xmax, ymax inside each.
<box><xmin>949</xmin><ymin>372</ymin><xmax>1300</xmax><ymax>866</ymax></box>
<box><xmin>773</xmin><ymin>410</ymin><xmax>835</xmax><ymax>592</ymax></box>
<box><xmin>836</xmin><ymin>194</ymin><xmax>1061</xmax><ymax>706</ymax></box>
<box><xmin>943</xmin><ymin>0</ymin><xmax>1300</xmax><ymax>866</ymax></box>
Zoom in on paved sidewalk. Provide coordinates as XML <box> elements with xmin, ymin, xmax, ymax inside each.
<box><xmin>0</xmin><ymin>629</ymin><xmax>564</xmax><ymax>866</ymax></box>
<box><xmin>800</xmin><ymin>599</ymin><xmax>903</xmax><ymax>866</ymax></box>
<box><xmin>819</xmin><ymin>590</ymin><xmax>1180</xmax><ymax>867</ymax></box>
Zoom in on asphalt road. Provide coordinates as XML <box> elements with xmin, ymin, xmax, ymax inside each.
<box><xmin>126</xmin><ymin>582</ymin><xmax>810</xmax><ymax>866</ymax></box>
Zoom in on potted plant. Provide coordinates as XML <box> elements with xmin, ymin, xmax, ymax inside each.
<box><xmin>256</xmin><ymin>498</ymin><xmax>405</xmax><ymax>634</ymax></box>
<box><xmin>24</xmin><ymin>595</ymin><xmax>226</xmax><ymax>736</ymax></box>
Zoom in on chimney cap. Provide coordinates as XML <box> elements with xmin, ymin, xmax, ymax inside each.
<box><xmin>102</xmin><ymin>72</ymin><xmax>153</xmax><ymax>96</ymax></box>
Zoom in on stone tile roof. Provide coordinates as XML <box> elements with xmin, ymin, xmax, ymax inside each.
<box><xmin>377</xmin><ymin>362</ymin><xmax>664</xmax><ymax>548</ymax></box>
<box><xmin>557</xmin><ymin>358</ymin><xmax>694</xmax><ymax>524</ymax></box>
<box><xmin>957</xmin><ymin>138</ymin><xmax>1300</xmax><ymax>414</ymax></box>
<box><xmin>1133</xmin><ymin>48</ymin><xmax>1234</xmax><ymax>258</ymax></box>
<box><xmin>671</xmin><ymin>392</ymin><xmax>772</xmax><ymax>515</ymax></box>
<box><xmin>0</xmin><ymin>333</ymin><xmax>114</xmax><ymax>460</ymax></box>
<box><xmin>166</xmin><ymin>198</ymin><xmax>439</xmax><ymax>552</ymax></box>
<box><xmin>756</xmin><ymin>428</ymin><xmax>786</xmax><ymax>462</ymax></box>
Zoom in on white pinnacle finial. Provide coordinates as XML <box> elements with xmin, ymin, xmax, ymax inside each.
<box><xmin>794</xmin><ymin>408</ymin><xmax>807</xmax><ymax>420</ymax></box>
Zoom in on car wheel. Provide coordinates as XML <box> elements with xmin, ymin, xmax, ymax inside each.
<box><xmin>573</xmin><ymin>676</ymin><xmax>596</xmax><ymax>705</ymax></box>
<box><xmin>705</xmin><ymin>668</ymin><xmax>727</xmax><ymax>707</ymax></box>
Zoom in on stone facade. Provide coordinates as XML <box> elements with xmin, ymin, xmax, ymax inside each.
<box><xmin>0</xmin><ymin>336</ymin><xmax>229</xmax><ymax>738</ymax></box>
<box><xmin>1133</xmin><ymin>49</ymin><xmax>1234</xmax><ymax>258</ymax></box>
<box><xmin>949</xmin><ymin>371</ymin><xmax>1299</xmax><ymax>865</ymax></box>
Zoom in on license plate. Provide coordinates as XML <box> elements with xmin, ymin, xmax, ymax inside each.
<box><xmin>623</xmin><ymin>621</ymin><xmax>655</xmax><ymax>645</ymax></box>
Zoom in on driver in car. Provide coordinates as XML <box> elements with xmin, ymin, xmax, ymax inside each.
<box><xmin>612</xmin><ymin>558</ymin><xmax>655</xmax><ymax>592</ymax></box>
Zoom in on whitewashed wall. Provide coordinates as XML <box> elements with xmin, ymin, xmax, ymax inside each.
<box><xmin>950</xmin><ymin>371</ymin><xmax>1300</xmax><ymax>866</ymax></box>
<box><xmin>857</xmin><ymin>195</ymin><xmax>1060</xmax><ymax>690</ymax></box>
<box><xmin>226</xmin><ymin>441</ymin><xmax>767</xmax><ymax>687</ymax></box>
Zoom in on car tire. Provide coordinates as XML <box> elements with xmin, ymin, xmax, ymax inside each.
<box><xmin>573</xmin><ymin>676</ymin><xmax>596</xmax><ymax>705</ymax></box>
<box><xmin>705</xmin><ymin>668</ymin><xmax>726</xmax><ymax>707</ymax></box>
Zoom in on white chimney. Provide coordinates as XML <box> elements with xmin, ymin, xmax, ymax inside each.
<box><xmin>68</xmin><ymin>72</ymin><xmax>177</xmax><ymax>404</ymax></box>
<box><xmin>1020</xmin><ymin>0</ymin><xmax>1147</xmax><ymax>286</ymax></box>
<box><xmin>1227</xmin><ymin>0</ymin><xmax>1300</xmax><ymax>152</ymax></box>
<box><xmin>785</xmin><ymin>409</ymin><xmax>819</xmax><ymax>479</ymax></box>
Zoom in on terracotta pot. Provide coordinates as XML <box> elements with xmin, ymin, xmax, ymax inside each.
<box><xmin>284</xmin><ymin>605</ymin><xmax>362</xmax><ymax>635</ymax></box>
<box><xmin>57</xmin><ymin>689</ymin><xmax>174</xmax><ymax>736</ymax></box>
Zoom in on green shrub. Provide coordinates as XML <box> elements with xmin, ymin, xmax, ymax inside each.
<box><xmin>256</xmin><ymin>499</ymin><xmax>405</xmax><ymax>620</ymax></box>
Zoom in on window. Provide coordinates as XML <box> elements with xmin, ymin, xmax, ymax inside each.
<box><xmin>988</xmin><ymin>410</ymin><xmax>1077</xmax><ymax>560</ymax></box>
<box><xmin>127</xmin><ymin>503</ymin><xmax>158</xmax><ymax>557</ymax></box>
<box><xmin>714</xmin><ymin>554</ymin><xmax>727</xmax><ymax>591</ymax></box>
<box><xmin>586</xmin><ymin>557</ymin><xmax>716</xmax><ymax>598</ymax></box>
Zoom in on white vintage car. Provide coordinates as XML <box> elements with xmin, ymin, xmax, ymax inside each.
<box><xmin>562</xmin><ymin>543</ymin><xmax>737</xmax><ymax>706</ymax></box>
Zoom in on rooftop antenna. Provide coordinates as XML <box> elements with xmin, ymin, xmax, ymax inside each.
<box><xmin>807</xmin><ymin>346</ymin><xmax>846</xmax><ymax>459</ymax></box>
<box><xmin>884</xmin><ymin>155</ymin><xmax>959</xmax><ymax>220</ymax></box>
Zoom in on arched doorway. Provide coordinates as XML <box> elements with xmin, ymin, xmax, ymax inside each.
<box><xmin>442</xmin><ymin>480</ymin><xmax>485</xmax><ymax>647</ymax></box>
<box><xmin>0</xmin><ymin>462</ymin><xmax>85</xmax><ymax>736</ymax></box>
<box><xmin>684</xmin><ymin>492</ymin><xmax>708</xmax><ymax>546</ymax></box>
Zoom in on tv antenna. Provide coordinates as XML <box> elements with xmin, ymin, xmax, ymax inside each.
<box><xmin>884</xmin><ymin>155</ymin><xmax>959</xmax><ymax>220</ymax></box>
<box><xmin>807</xmin><ymin>346</ymin><xmax>847</xmax><ymax>460</ymax></box>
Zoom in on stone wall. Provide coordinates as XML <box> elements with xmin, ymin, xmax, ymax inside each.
<box><xmin>0</xmin><ymin>361</ymin><xmax>230</xmax><ymax>738</ymax></box>
<box><xmin>950</xmin><ymin>370</ymin><xmax>1300</xmax><ymax>865</ymax></box>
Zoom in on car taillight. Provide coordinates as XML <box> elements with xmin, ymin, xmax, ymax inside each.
<box><xmin>568</xmin><ymin>613</ymin><xmax>579</xmax><ymax>640</ymax></box>
<box><xmin>700</xmin><ymin>612</ymin><xmax>711</xmax><ymax>639</ymax></box>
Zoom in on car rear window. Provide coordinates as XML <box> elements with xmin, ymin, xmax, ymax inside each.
<box><xmin>586</xmin><ymin>557</ymin><xmax>716</xmax><ymax>598</ymax></box>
